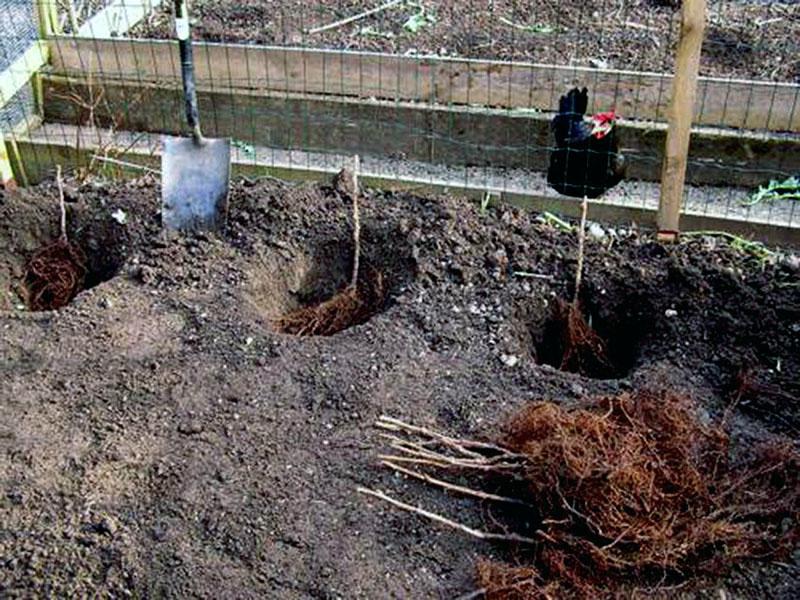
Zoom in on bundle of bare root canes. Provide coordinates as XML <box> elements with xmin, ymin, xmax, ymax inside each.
<box><xmin>359</xmin><ymin>390</ymin><xmax>799</xmax><ymax>598</ymax></box>
<box><xmin>23</xmin><ymin>167</ymin><xmax>87</xmax><ymax>311</ymax></box>
<box><xmin>274</xmin><ymin>156</ymin><xmax>387</xmax><ymax>336</ymax></box>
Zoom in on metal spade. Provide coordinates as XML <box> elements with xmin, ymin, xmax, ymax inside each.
<box><xmin>161</xmin><ymin>0</ymin><xmax>230</xmax><ymax>231</ymax></box>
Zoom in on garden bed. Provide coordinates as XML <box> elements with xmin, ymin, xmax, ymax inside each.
<box><xmin>1</xmin><ymin>175</ymin><xmax>798</xmax><ymax>597</ymax></box>
<box><xmin>132</xmin><ymin>0</ymin><xmax>800</xmax><ymax>83</ymax></box>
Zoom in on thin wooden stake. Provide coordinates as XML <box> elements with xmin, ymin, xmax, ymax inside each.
<box><xmin>350</xmin><ymin>155</ymin><xmax>361</xmax><ymax>290</ymax></box>
<box><xmin>64</xmin><ymin>0</ymin><xmax>80</xmax><ymax>33</ymax></box>
<box><xmin>658</xmin><ymin>0</ymin><xmax>707</xmax><ymax>241</ymax></box>
<box><xmin>573</xmin><ymin>197</ymin><xmax>588</xmax><ymax>305</ymax></box>
<box><xmin>0</xmin><ymin>131</ymin><xmax>17</xmax><ymax>187</ymax></box>
<box><xmin>35</xmin><ymin>1</ymin><xmax>60</xmax><ymax>37</ymax></box>
<box><xmin>55</xmin><ymin>165</ymin><xmax>67</xmax><ymax>242</ymax></box>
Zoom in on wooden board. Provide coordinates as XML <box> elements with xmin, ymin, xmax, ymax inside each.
<box><xmin>0</xmin><ymin>41</ymin><xmax>48</xmax><ymax>186</ymax></box>
<box><xmin>41</xmin><ymin>75</ymin><xmax>800</xmax><ymax>188</ymax></box>
<box><xmin>12</xmin><ymin>123</ymin><xmax>800</xmax><ymax>247</ymax></box>
<box><xmin>48</xmin><ymin>37</ymin><xmax>800</xmax><ymax>132</ymax></box>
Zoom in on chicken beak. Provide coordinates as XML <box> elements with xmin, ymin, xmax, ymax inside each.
<box><xmin>591</xmin><ymin>121</ymin><xmax>611</xmax><ymax>138</ymax></box>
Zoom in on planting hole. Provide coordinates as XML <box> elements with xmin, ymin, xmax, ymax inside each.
<box><xmin>248</xmin><ymin>227</ymin><xmax>414</xmax><ymax>336</ymax></box>
<box><xmin>524</xmin><ymin>295</ymin><xmax>651</xmax><ymax>379</ymax></box>
<box><xmin>0</xmin><ymin>199</ymin><xmax>128</xmax><ymax>312</ymax></box>
<box><xmin>23</xmin><ymin>239</ymin><xmax>87</xmax><ymax>311</ymax></box>
<box><xmin>21</xmin><ymin>232</ymin><xmax>125</xmax><ymax>311</ymax></box>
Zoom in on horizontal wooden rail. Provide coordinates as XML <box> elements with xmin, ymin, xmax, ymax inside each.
<box><xmin>41</xmin><ymin>74</ymin><xmax>800</xmax><ymax>188</ymax></box>
<box><xmin>11</xmin><ymin>124</ymin><xmax>799</xmax><ymax>246</ymax></box>
<box><xmin>48</xmin><ymin>37</ymin><xmax>800</xmax><ymax>133</ymax></box>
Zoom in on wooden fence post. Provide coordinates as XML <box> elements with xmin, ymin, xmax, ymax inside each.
<box><xmin>0</xmin><ymin>132</ymin><xmax>16</xmax><ymax>187</ymax></box>
<box><xmin>657</xmin><ymin>0</ymin><xmax>707</xmax><ymax>242</ymax></box>
<box><xmin>35</xmin><ymin>1</ymin><xmax>60</xmax><ymax>37</ymax></box>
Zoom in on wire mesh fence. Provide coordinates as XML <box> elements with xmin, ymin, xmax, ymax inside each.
<box><xmin>1</xmin><ymin>0</ymin><xmax>799</xmax><ymax>232</ymax></box>
<box><xmin>0</xmin><ymin>0</ymin><xmax>38</xmax><ymax>133</ymax></box>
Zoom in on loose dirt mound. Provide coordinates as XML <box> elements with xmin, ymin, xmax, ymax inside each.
<box><xmin>1</xmin><ymin>176</ymin><xmax>798</xmax><ymax>598</ymax></box>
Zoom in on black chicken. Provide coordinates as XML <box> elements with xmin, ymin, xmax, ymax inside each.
<box><xmin>546</xmin><ymin>87</ymin><xmax>625</xmax><ymax>198</ymax></box>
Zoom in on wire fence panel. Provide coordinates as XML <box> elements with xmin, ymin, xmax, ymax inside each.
<box><xmin>0</xmin><ymin>0</ymin><xmax>39</xmax><ymax>133</ymax></box>
<box><xmin>4</xmin><ymin>0</ymin><xmax>799</xmax><ymax>233</ymax></box>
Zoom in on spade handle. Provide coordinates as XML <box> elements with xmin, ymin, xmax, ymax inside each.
<box><xmin>173</xmin><ymin>0</ymin><xmax>202</xmax><ymax>141</ymax></box>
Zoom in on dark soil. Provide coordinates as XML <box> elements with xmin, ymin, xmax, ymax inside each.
<box><xmin>133</xmin><ymin>0</ymin><xmax>800</xmax><ymax>83</ymax></box>
<box><xmin>1</xmin><ymin>175</ymin><xmax>799</xmax><ymax>598</ymax></box>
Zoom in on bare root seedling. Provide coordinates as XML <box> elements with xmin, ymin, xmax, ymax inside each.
<box><xmin>273</xmin><ymin>266</ymin><xmax>386</xmax><ymax>336</ymax></box>
<box><xmin>274</xmin><ymin>156</ymin><xmax>388</xmax><ymax>336</ymax></box>
<box><xmin>23</xmin><ymin>166</ymin><xmax>87</xmax><ymax>311</ymax></box>
<box><xmin>547</xmin><ymin>198</ymin><xmax>613</xmax><ymax>377</ymax></box>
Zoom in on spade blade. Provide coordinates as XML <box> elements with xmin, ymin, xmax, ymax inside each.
<box><xmin>161</xmin><ymin>135</ymin><xmax>231</xmax><ymax>231</ymax></box>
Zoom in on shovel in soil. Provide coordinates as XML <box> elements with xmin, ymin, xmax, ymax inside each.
<box><xmin>161</xmin><ymin>0</ymin><xmax>230</xmax><ymax>231</ymax></box>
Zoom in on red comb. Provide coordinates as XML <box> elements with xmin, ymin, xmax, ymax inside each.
<box><xmin>592</xmin><ymin>110</ymin><xmax>618</xmax><ymax>123</ymax></box>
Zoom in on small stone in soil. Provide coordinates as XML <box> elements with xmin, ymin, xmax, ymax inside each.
<box><xmin>178</xmin><ymin>420</ymin><xmax>204</xmax><ymax>435</ymax></box>
<box><xmin>500</xmin><ymin>354</ymin><xmax>520</xmax><ymax>367</ymax></box>
<box><xmin>152</xmin><ymin>523</ymin><xmax>168</xmax><ymax>541</ymax></box>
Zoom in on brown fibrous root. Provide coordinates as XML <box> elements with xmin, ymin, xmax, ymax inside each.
<box><xmin>490</xmin><ymin>390</ymin><xmax>799</xmax><ymax>595</ymax></box>
<box><xmin>23</xmin><ymin>238</ymin><xmax>87</xmax><ymax>311</ymax></box>
<box><xmin>553</xmin><ymin>298</ymin><xmax>613</xmax><ymax>377</ymax></box>
<box><xmin>273</xmin><ymin>267</ymin><xmax>386</xmax><ymax>336</ymax></box>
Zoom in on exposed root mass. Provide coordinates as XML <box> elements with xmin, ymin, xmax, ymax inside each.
<box><xmin>23</xmin><ymin>239</ymin><xmax>87</xmax><ymax>311</ymax></box>
<box><xmin>274</xmin><ymin>267</ymin><xmax>386</xmax><ymax>336</ymax></box>
<box><xmin>553</xmin><ymin>299</ymin><xmax>612</xmax><ymax>377</ymax></box>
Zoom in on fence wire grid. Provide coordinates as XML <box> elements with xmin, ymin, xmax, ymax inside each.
<box><xmin>1</xmin><ymin>0</ymin><xmax>799</xmax><ymax>230</ymax></box>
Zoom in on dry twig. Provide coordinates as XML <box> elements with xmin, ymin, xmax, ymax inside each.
<box><xmin>357</xmin><ymin>487</ymin><xmax>540</xmax><ymax>544</ymax></box>
<box><xmin>573</xmin><ymin>196</ymin><xmax>588</xmax><ymax>305</ymax></box>
<box><xmin>350</xmin><ymin>155</ymin><xmax>361</xmax><ymax>290</ymax></box>
<box><xmin>308</xmin><ymin>0</ymin><xmax>406</xmax><ymax>35</ymax></box>
<box><xmin>56</xmin><ymin>165</ymin><xmax>67</xmax><ymax>242</ymax></box>
<box><xmin>382</xmin><ymin>460</ymin><xmax>532</xmax><ymax>507</ymax></box>
<box><xmin>378</xmin><ymin>416</ymin><xmax>521</xmax><ymax>458</ymax></box>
